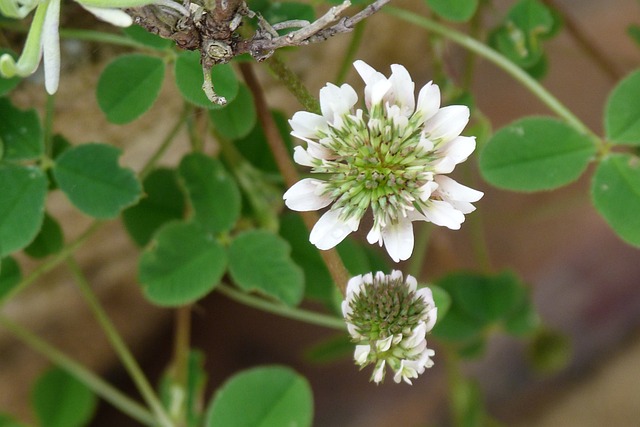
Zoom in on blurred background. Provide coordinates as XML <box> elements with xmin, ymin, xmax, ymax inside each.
<box><xmin>1</xmin><ymin>0</ymin><xmax>640</xmax><ymax>425</ymax></box>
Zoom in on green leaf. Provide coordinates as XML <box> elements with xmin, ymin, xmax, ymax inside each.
<box><xmin>0</xmin><ymin>413</ymin><xmax>26</xmax><ymax>427</ymax></box>
<box><xmin>31</xmin><ymin>367</ymin><xmax>97</xmax><ymax>427</ymax></box>
<box><xmin>96</xmin><ymin>54</ymin><xmax>165</xmax><ymax>124</ymax></box>
<box><xmin>139</xmin><ymin>221</ymin><xmax>227</xmax><ymax>306</ymax></box>
<box><xmin>503</xmin><ymin>296</ymin><xmax>540</xmax><ymax>336</ymax></box>
<box><xmin>0</xmin><ymin>164</ymin><xmax>47</xmax><ymax>257</ymax></box>
<box><xmin>0</xmin><ymin>50</ymin><xmax>21</xmax><ymax>95</ymax></box>
<box><xmin>430</xmin><ymin>285</ymin><xmax>451</xmax><ymax>321</ymax></box>
<box><xmin>425</xmin><ymin>0</ymin><xmax>478</xmax><ymax>22</ymax></box>
<box><xmin>0</xmin><ymin>97</ymin><xmax>43</xmax><ymax>161</ymax></box>
<box><xmin>627</xmin><ymin>24</ymin><xmax>640</xmax><ymax>48</ymax></box>
<box><xmin>235</xmin><ymin>110</ymin><xmax>293</xmax><ymax>173</ymax></box>
<box><xmin>24</xmin><ymin>213</ymin><xmax>63</xmax><ymax>258</ymax></box>
<box><xmin>304</xmin><ymin>334</ymin><xmax>352</xmax><ymax>364</ymax></box>
<box><xmin>53</xmin><ymin>143</ymin><xmax>142</xmax><ymax>219</ymax></box>
<box><xmin>605</xmin><ymin>69</ymin><xmax>640</xmax><ymax>145</ymax></box>
<box><xmin>0</xmin><ymin>256</ymin><xmax>21</xmax><ymax>301</ymax></box>
<box><xmin>480</xmin><ymin>117</ymin><xmax>595</xmax><ymax>191</ymax></box>
<box><xmin>591</xmin><ymin>153</ymin><xmax>640</xmax><ymax>246</ymax></box>
<box><xmin>206</xmin><ymin>366</ymin><xmax>313</xmax><ymax>427</ymax></box>
<box><xmin>179</xmin><ymin>153</ymin><xmax>241</xmax><ymax>234</ymax></box>
<box><xmin>208</xmin><ymin>84</ymin><xmax>256</xmax><ymax>139</ymax></box>
<box><xmin>228</xmin><ymin>230</ymin><xmax>304</xmax><ymax>306</ymax></box>
<box><xmin>122</xmin><ymin>168</ymin><xmax>185</xmax><ymax>247</ymax></box>
<box><xmin>489</xmin><ymin>0</ymin><xmax>555</xmax><ymax>68</ymax></box>
<box><xmin>174</xmin><ymin>51</ymin><xmax>239</xmax><ymax>109</ymax></box>
<box><xmin>122</xmin><ymin>25</ymin><xmax>173</xmax><ymax>50</ymax></box>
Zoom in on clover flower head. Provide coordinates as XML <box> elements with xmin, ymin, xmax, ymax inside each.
<box><xmin>283</xmin><ymin>60</ymin><xmax>484</xmax><ymax>262</ymax></box>
<box><xmin>342</xmin><ymin>270</ymin><xmax>437</xmax><ymax>385</ymax></box>
<box><xmin>0</xmin><ymin>0</ymin><xmax>187</xmax><ymax>94</ymax></box>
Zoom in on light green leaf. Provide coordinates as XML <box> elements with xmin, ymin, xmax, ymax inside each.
<box><xmin>24</xmin><ymin>213</ymin><xmax>63</xmax><ymax>258</ymax></box>
<box><xmin>0</xmin><ymin>256</ymin><xmax>21</xmax><ymax>301</ymax></box>
<box><xmin>122</xmin><ymin>168</ymin><xmax>185</xmax><ymax>247</ymax></box>
<box><xmin>604</xmin><ymin>69</ymin><xmax>640</xmax><ymax>145</ymax></box>
<box><xmin>0</xmin><ymin>50</ymin><xmax>21</xmax><ymax>95</ymax></box>
<box><xmin>0</xmin><ymin>97</ymin><xmax>43</xmax><ymax>161</ymax></box>
<box><xmin>228</xmin><ymin>230</ymin><xmax>304</xmax><ymax>306</ymax></box>
<box><xmin>591</xmin><ymin>153</ymin><xmax>640</xmax><ymax>246</ymax></box>
<box><xmin>208</xmin><ymin>84</ymin><xmax>256</xmax><ymax>139</ymax></box>
<box><xmin>31</xmin><ymin>367</ymin><xmax>97</xmax><ymax>427</ymax></box>
<box><xmin>174</xmin><ymin>51</ymin><xmax>238</xmax><ymax>109</ymax></box>
<box><xmin>139</xmin><ymin>221</ymin><xmax>227</xmax><ymax>306</ymax></box>
<box><xmin>53</xmin><ymin>143</ymin><xmax>142</xmax><ymax>219</ymax></box>
<box><xmin>0</xmin><ymin>164</ymin><xmax>47</xmax><ymax>257</ymax></box>
<box><xmin>96</xmin><ymin>54</ymin><xmax>165</xmax><ymax>124</ymax></box>
<box><xmin>425</xmin><ymin>0</ymin><xmax>478</xmax><ymax>22</ymax></box>
<box><xmin>480</xmin><ymin>117</ymin><xmax>595</xmax><ymax>191</ymax></box>
<box><xmin>206</xmin><ymin>366</ymin><xmax>313</xmax><ymax>427</ymax></box>
<box><xmin>179</xmin><ymin>153</ymin><xmax>241</xmax><ymax>234</ymax></box>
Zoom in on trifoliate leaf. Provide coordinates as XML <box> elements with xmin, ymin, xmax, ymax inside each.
<box><xmin>604</xmin><ymin>69</ymin><xmax>640</xmax><ymax>145</ymax></box>
<box><xmin>0</xmin><ymin>97</ymin><xmax>43</xmax><ymax>161</ymax></box>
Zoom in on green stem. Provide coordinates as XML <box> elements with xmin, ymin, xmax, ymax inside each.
<box><xmin>139</xmin><ymin>104</ymin><xmax>189</xmax><ymax>179</ymax></box>
<box><xmin>66</xmin><ymin>258</ymin><xmax>174</xmax><ymax>427</ymax></box>
<box><xmin>0</xmin><ymin>314</ymin><xmax>156</xmax><ymax>426</ymax></box>
<box><xmin>216</xmin><ymin>284</ymin><xmax>346</xmax><ymax>331</ymax></box>
<box><xmin>266</xmin><ymin>54</ymin><xmax>321</xmax><ymax>114</ymax></box>
<box><xmin>0</xmin><ymin>221</ymin><xmax>103</xmax><ymax>307</ymax></box>
<box><xmin>335</xmin><ymin>20</ymin><xmax>366</xmax><ymax>84</ymax></box>
<box><xmin>170</xmin><ymin>306</ymin><xmax>191</xmax><ymax>426</ymax></box>
<box><xmin>385</xmin><ymin>7</ymin><xmax>595</xmax><ymax>138</ymax></box>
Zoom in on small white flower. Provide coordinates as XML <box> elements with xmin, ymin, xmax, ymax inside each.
<box><xmin>0</xmin><ymin>0</ymin><xmax>188</xmax><ymax>94</ymax></box>
<box><xmin>284</xmin><ymin>60</ymin><xmax>483</xmax><ymax>262</ymax></box>
<box><xmin>342</xmin><ymin>270</ymin><xmax>437</xmax><ymax>385</ymax></box>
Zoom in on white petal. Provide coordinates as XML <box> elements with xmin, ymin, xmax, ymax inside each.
<box><xmin>345</xmin><ymin>274</ymin><xmax>364</xmax><ymax>300</ymax></box>
<box><xmin>354</xmin><ymin>345</ymin><xmax>371</xmax><ymax>365</ymax></box>
<box><xmin>81</xmin><ymin>5</ymin><xmax>133</xmax><ymax>26</ymax></box>
<box><xmin>435</xmin><ymin>175</ymin><xmax>484</xmax><ymax>203</ymax></box>
<box><xmin>424</xmin><ymin>105</ymin><xmax>470</xmax><ymax>144</ymax></box>
<box><xmin>42</xmin><ymin>0</ymin><xmax>61</xmax><ymax>94</ymax></box>
<box><xmin>416</xmin><ymin>287</ymin><xmax>435</xmax><ymax>307</ymax></box>
<box><xmin>283</xmin><ymin>179</ymin><xmax>332</xmax><ymax>211</ymax></box>
<box><xmin>372</xmin><ymin>360</ymin><xmax>386</xmax><ymax>384</ymax></box>
<box><xmin>306</xmin><ymin>140</ymin><xmax>335</xmax><ymax>160</ymax></box>
<box><xmin>421</xmin><ymin>200</ymin><xmax>465</xmax><ymax>230</ymax></box>
<box><xmin>415</xmin><ymin>81</ymin><xmax>441</xmax><ymax>123</ymax></box>
<box><xmin>424</xmin><ymin>307</ymin><xmax>438</xmax><ymax>332</ymax></box>
<box><xmin>404</xmin><ymin>274</ymin><xmax>417</xmax><ymax>292</ymax></box>
<box><xmin>289</xmin><ymin>111</ymin><xmax>328</xmax><ymax>139</ymax></box>
<box><xmin>389</xmin><ymin>64</ymin><xmax>415</xmax><ymax>116</ymax></box>
<box><xmin>309</xmin><ymin>209</ymin><xmax>359</xmax><ymax>250</ymax></box>
<box><xmin>319</xmin><ymin>83</ymin><xmax>358</xmax><ymax>126</ymax></box>
<box><xmin>418</xmin><ymin>180</ymin><xmax>438</xmax><ymax>201</ymax></box>
<box><xmin>292</xmin><ymin>146</ymin><xmax>315</xmax><ymax>167</ymax></box>
<box><xmin>353</xmin><ymin>59</ymin><xmax>385</xmax><ymax>86</ymax></box>
<box><xmin>433</xmin><ymin>136</ymin><xmax>476</xmax><ymax>173</ymax></box>
<box><xmin>369</xmin><ymin>79</ymin><xmax>392</xmax><ymax>106</ymax></box>
<box><xmin>381</xmin><ymin>218</ymin><xmax>415</xmax><ymax>263</ymax></box>
<box><xmin>376</xmin><ymin>335</ymin><xmax>394</xmax><ymax>352</ymax></box>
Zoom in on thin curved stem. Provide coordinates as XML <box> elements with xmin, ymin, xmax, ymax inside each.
<box><xmin>216</xmin><ymin>284</ymin><xmax>346</xmax><ymax>331</ymax></box>
<box><xmin>66</xmin><ymin>258</ymin><xmax>174</xmax><ymax>427</ymax></box>
<box><xmin>385</xmin><ymin>7</ymin><xmax>597</xmax><ymax>140</ymax></box>
<box><xmin>140</xmin><ymin>103</ymin><xmax>189</xmax><ymax>179</ymax></box>
<box><xmin>0</xmin><ymin>314</ymin><xmax>156</xmax><ymax>426</ymax></box>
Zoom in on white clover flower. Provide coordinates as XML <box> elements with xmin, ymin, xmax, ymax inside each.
<box><xmin>0</xmin><ymin>0</ymin><xmax>187</xmax><ymax>94</ymax></box>
<box><xmin>342</xmin><ymin>270</ymin><xmax>437</xmax><ymax>385</ymax></box>
<box><xmin>283</xmin><ymin>60</ymin><xmax>484</xmax><ymax>262</ymax></box>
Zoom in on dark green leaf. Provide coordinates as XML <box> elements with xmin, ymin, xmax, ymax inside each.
<box><xmin>591</xmin><ymin>153</ymin><xmax>640</xmax><ymax>246</ymax></box>
<box><xmin>425</xmin><ymin>0</ymin><xmax>478</xmax><ymax>22</ymax></box>
<box><xmin>24</xmin><ymin>213</ymin><xmax>63</xmax><ymax>258</ymax></box>
<box><xmin>604</xmin><ymin>69</ymin><xmax>640</xmax><ymax>145</ymax></box>
<box><xmin>97</xmin><ymin>54</ymin><xmax>165</xmax><ymax>124</ymax></box>
<box><xmin>0</xmin><ymin>413</ymin><xmax>26</xmax><ymax>427</ymax></box>
<box><xmin>179</xmin><ymin>153</ymin><xmax>241</xmax><ymax>234</ymax></box>
<box><xmin>0</xmin><ymin>97</ymin><xmax>43</xmax><ymax>161</ymax></box>
<box><xmin>0</xmin><ymin>164</ymin><xmax>47</xmax><ymax>257</ymax></box>
<box><xmin>430</xmin><ymin>285</ymin><xmax>451</xmax><ymax>321</ymax></box>
<box><xmin>627</xmin><ymin>24</ymin><xmax>640</xmax><ymax>48</ymax></box>
<box><xmin>122</xmin><ymin>25</ymin><xmax>173</xmax><ymax>50</ymax></box>
<box><xmin>503</xmin><ymin>294</ymin><xmax>540</xmax><ymax>336</ymax></box>
<box><xmin>205</xmin><ymin>366</ymin><xmax>313</xmax><ymax>427</ymax></box>
<box><xmin>0</xmin><ymin>256</ymin><xmax>21</xmax><ymax>301</ymax></box>
<box><xmin>174</xmin><ymin>51</ymin><xmax>238</xmax><ymax>109</ymax></box>
<box><xmin>228</xmin><ymin>230</ymin><xmax>304</xmax><ymax>306</ymax></box>
<box><xmin>0</xmin><ymin>50</ymin><xmax>21</xmax><ymax>95</ymax></box>
<box><xmin>122</xmin><ymin>168</ymin><xmax>185</xmax><ymax>247</ymax></box>
<box><xmin>139</xmin><ymin>221</ymin><xmax>227</xmax><ymax>306</ymax></box>
<box><xmin>208</xmin><ymin>84</ymin><xmax>256</xmax><ymax>139</ymax></box>
<box><xmin>480</xmin><ymin>117</ymin><xmax>595</xmax><ymax>191</ymax></box>
<box><xmin>304</xmin><ymin>334</ymin><xmax>352</xmax><ymax>364</ymax></box>
<box><xmin>235</xmin><ymin>110</ymin><xmax>293</xmax><ymax>173</ymax></box>
<box><xmin>263</xmin><ymin>2</ymin><xmax>315</xmax><ymax>34</ymax></box>
<box><xmin>31</xmin><ymin>367</ymin><xmax>97</xmax><ymax>427</ymax></box>
<box><xmin>53</xmin><ymin>143</ymin><xmax>142</xmax><ymax>219</ymax></box>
